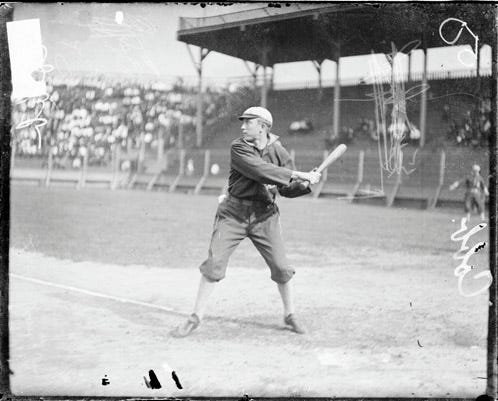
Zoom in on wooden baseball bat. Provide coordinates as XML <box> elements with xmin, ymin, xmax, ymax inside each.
<box><xmin>315</xmin><ymin>144</ymin><xmax>347</xmax><ymax>174</ymax></box>
<box><xmin>299</xmin><ymin>144</ymin><xmax>347</xmax><ymax>189</ymax></box>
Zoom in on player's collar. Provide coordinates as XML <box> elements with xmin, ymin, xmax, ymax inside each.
<box><xmin>267</xmin><ymin>133</ymin><xmax>279</xmax><ymax>146</ymax></box>
<box><xmin>243</xmin><ymin>133</ymin><xmax>279</xmax><ymax>149</ymax></box>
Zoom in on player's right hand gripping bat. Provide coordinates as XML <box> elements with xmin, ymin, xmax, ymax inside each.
<box><xmin>298</xmin><ymin>144</ymin><xmax>348</xmax><ymax>189</ymax></box>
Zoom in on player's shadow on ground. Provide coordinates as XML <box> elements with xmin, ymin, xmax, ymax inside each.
<box><xmin>205</xmin><ymin>315</ymin><xmax>290</xmax><ymax>333</ymax></box>
<box><xmin>49</xmin><ymin>291</ymin><xmax>289</xmax><ymax>334</ymax></box>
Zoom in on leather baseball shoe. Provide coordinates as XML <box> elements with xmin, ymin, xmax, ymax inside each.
<box><xmin>284</xmin><ymin>313</ymin><xmax>306</xmax><ymax>334</ymax></box>
<box><xmin>171</xmin><ymin>313</ymin><xmax>200</xmax><ymax>338</ymax></box>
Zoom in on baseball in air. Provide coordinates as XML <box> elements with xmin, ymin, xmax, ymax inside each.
<box><xmin>210</xmin><ymin>163</ymin><xmax>220</xmax><ymax>175</ymax></box>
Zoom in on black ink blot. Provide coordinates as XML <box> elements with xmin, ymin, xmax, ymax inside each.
<box><xmin>172</xmin><ymin>371</ymin><xmax>183</xmax><ymax>389</ymax></box>
<box><xmin>476</xmin><ymin>394</ymin><xmax>493</xmax><ymax>401</ymax></box>
<box><xmin>101</xmin><ymin>375</ymin><xmax>110</xmax><ymax>386</ymax></box>
<box><xmin>474</xmin><ymin>242</ymin><xmax>486</xmax><ymax>253</ymax></box>
<box><xmin>148</xmin><ymin>369</ymin><xmax>162</xmax><ymax>389</ymax></box>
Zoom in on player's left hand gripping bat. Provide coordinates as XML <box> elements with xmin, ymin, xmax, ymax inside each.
<box><xmin>299</xmin><ymin>144</ymin><xmax>348</xmax><ymax>189</ymax></box>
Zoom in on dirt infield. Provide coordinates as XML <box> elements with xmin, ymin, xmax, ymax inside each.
<box><xmin>9</xmin><ymin>184</ymin><xmax>490</xmax><ymax>397</ymax></box>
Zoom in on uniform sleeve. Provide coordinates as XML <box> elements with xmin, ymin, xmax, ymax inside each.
<box><xmin>274</xmin><ymin>142</ymin><xmax>312</xmax><ymax>198</ymax></box>
<box><xmin>230</xmin><ymin>141</ymin><xmax>293</xmax><ymax>185</ymax></box>
<box><xmin>480</xmin><ymin>176</ymin><xmax>487</xmax><ymax>191</ymax></box>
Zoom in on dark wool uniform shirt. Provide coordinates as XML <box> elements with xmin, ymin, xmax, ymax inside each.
<box><xmin>228</xmin><ymin>133</ymin><xmax>311</xmax><ymax>203</ymax></box>
<box><xmin>463</xmin><ymin>174</ymin><xmax>487</xmax><ymax>193</ymax></box>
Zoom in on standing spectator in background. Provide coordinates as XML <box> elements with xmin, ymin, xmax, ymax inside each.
<box><xmin>442</xmin><ymin>103</ymin><xmax>450</xmax><ymax>123</ymax></box>
<box><xmin>478</xmin><ymin>113</ymin><xmax>491</xmax><ymax>147</ymax></box>
<box><xmin>449</xmin><ymin>164</ymin><xmax>489</xmax><ymax>222</ymax></box>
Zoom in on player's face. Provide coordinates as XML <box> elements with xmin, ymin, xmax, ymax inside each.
<box><xmin>241</xmin><ymin>118</ymin><xmax>264</xmax><ymax>142</ymax></box>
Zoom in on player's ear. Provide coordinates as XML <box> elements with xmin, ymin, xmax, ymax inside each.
<box><xmin>260</xmin><ymin>120</ymin><xmax>269</xmax><ymax>133</ymax></box>
<box><xmin>257</xmin><ymin>119</ymin><xmax>265</xmax><ymax>133</ymax></box>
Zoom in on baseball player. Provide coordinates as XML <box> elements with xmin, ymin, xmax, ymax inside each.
<box><xmin>171</xmin><ymin>106</ymin><xmax>321</xmax><ymax>337</ymax></box>
<box><xmin>449</xmin><ymin>164</ymin><xmax>489</xmax><ymax>222</ymax></box>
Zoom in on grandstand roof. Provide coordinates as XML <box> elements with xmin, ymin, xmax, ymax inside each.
<box><xmin>177</xmin><ymin>3</ymin><xmax>494</xmax><ymax>65</ymax></box>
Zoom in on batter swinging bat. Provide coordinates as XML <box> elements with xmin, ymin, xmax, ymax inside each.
<box><xmin>299</xmin><ymin>144</ymin><xmax>347</xmax><ymax>189</ymax></box>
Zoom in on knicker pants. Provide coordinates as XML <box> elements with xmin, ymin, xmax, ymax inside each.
<box><xmin>199</xmin><ymin>197</ymin><xmax>295</xmax><ymax>284</ymax></box>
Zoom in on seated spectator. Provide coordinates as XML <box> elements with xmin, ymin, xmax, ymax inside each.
<box><xmin>456</xmin><ymin>125</ymin><xmax>469</xmax><ymax>146</ymax></box>
<box><xmin>355</xmin><ymin>117</ymin><xmax>377</xmax><ymax>141</ymax></box>
<box><xmin>442</xmin><ymin>103</ymin><xmax>450</xmax><ymax>123</ymax></box>
<box><xmin>479</xmin><ymin>114</ymin><xmax>491</xmax><ymax>147</ymax></box>
<box><xmin>323</xmin><ymin>126</ymin><xmax>339</xmax><ymax>149</ymax></box>
<box><xmin>339</xmin><ymin>126</ymin><xmax>354</xmax><ymax>144</ymax></box>
<box><xmin>367</xmin><ymin>119</ymin><xmax>378</xmax><ymax>141</ymax></box>
<box><xmin>288</xmin><ymin>118</ymin><xmax>313</xmax><ymax>134</ymax></box>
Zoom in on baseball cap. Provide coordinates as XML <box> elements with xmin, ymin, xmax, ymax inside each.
<box><xmin>238</xmin><ymin>106</ymin><xmax>273</xmax><ymax>127</ymax></box>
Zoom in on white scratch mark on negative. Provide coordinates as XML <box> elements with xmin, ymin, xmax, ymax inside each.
<box><xmin>11</xmin><ymin>273</ymin><xmax>181</xmax><ymax>314</ymax></box>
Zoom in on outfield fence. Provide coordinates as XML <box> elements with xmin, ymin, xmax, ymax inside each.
<box><xmin>10</xmin><ymin>145</ymin><xmax>488</xmax><ymax>210</ymax></box>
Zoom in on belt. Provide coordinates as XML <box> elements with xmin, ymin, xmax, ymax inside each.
<box><xmin>226</xmin><ymin>194</ymin><xmax>273</xmax><ymax>207</ymax></box>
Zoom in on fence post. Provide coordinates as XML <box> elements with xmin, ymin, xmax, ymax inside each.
<box><xmin>349</xmin><ymin>150</ymin><xmax>364</xmax><ymax>202</ymax></box>
<box><xmin>147</xmin><ymin>148</ymin><xmax>171</xmax><ymax>191</ymax></box>
<box><xmin>194</xmin><ymin>149</ymin><xmax>211</xmax><ymax>195</ymax></box>
<box><xmin>44</xmin><ymin>150</ymin><xmax>53</xmax><ymax>187</ymax></box>
<box><xmin>77</xmin><ymin>152</ymin><xmax>88</xmax><ymax>190</ymax></box>
<box><xmin>157</xmin><ymin>128</ymin><xmax>164</xmax><ymax>164</ymax></box>
<box><xmin>178</xmin><ymin>120</ymin><xmax>184</xmax><ymax>150</ymax></box>
<box><xmin>428</xmin><ymin>150</ymin><xmax>446</xmax><ymax>209</ymax></box>
<box><xmin>169</xmin><ymin>148</ymin><xmax>185</xmax><ymax>192</ymax></box>
<box><xmin>111</xmin><ymin>145</ymin><xmax>121</xmax><ymax>190</ymax></box>
<box><xmin>138</xmin><ymin>132</ymin><xmax>146</xmax><ymax>173</ymax></box>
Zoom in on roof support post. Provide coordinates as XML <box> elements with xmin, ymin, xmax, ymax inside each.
<box><xmin>196</xmin><ymin>53</ymin><xmax>203</xmax><ymax>148</ymax></box>
<box><xmin>270</xmin><ymin>65</ymin><xmax>274</xmax><ymax>91</ymax></box>
<box><xmin>186</xmin><ymin>44</ymin><xmax>210</xmax><ymax>148</ymax></box>
<box><xmin>313</xmin><ymin>60</ymin><xmax>324</xmax><ymax>100</ymax></box>
<box><xmin>476</xmin><ymin>42</ymin><xmax>482</xmax><ymax>103</ymax></box>
<box><xmin>407</xmin><ymin>51</ymin><xmax>412</xmax><ymax>83</ymax></box>
<box><xmin>243</xmin><ymin>61</ymin><xmax>260</xmax><ymax>90</ymax></box>
<box><xmin>419</xmin><ymin>43</ymin><xmax>428</xmax><ymax>148</ymax></box>
<box><xmin>260</xmin><ymin>45</ymin><xmax>269</xmax><ymax>108</ymax></box>
<box><xmin>333</xmin><ymin>54</ymin><xmax>341</xmax><ymax>143</ymax></box>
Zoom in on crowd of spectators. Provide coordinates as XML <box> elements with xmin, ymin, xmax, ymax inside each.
<box><xmin>444</xmin><ymin>98</ymin><xmax>491</xmax><ymax>148</ymax></box>
<box><xmin>11</xmin><ymin>75</ymin><xmax>231</xmax><ymax>169</ymax></box>
<box><xmin>324</xmin><ymin>116</ymin><xmax>422</xmax><ymax>149</ymax></box>
<box><xmin>12</xmin><ymin>75</ymin><xmax>490</xmax><ymax>171</ymax></box>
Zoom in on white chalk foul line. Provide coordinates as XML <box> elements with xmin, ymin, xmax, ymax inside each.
<box><xmin>10</xmin><ymin>273</ymin><xmax>183</xmax><ymax>315</ymax></box>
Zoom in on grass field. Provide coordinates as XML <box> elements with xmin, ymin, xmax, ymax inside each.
<box><xmin>9</xmin><ymin>183</ymin><xmax>491</xmax><ymax>397</ymax></box>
